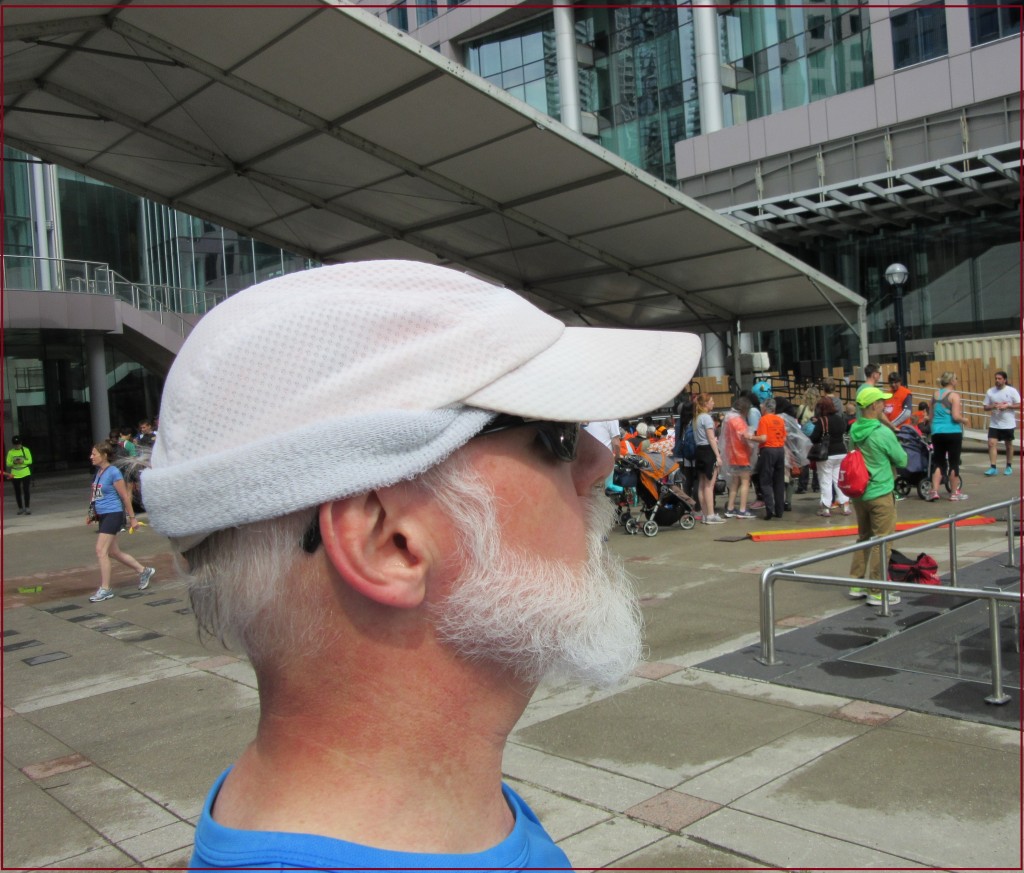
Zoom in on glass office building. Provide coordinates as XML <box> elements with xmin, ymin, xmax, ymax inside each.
<box><xmin>411</xmin><ymin>0</ymin><xmax>1020</xmax><ymax>376</ymax></box>
<box><xmin>3</xmin><ymin>147</ymin><xmax>314</xmax><ymax>470</ymax></box>
<box><xmin>464</xmin><ymin>1</ymin><xmax>872</xmax><ymax>185</ymax></box>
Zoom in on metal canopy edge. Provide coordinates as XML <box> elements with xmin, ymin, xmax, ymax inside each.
<box><xmin>2</xmin><ymin>0</ymin><xmax>865</xmax><ymax>337</ymax></box>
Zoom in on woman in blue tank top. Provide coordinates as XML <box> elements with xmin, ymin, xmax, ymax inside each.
<box><xmin>928</xmin><ymin>371</ymin><xmax>966</xmax><ymax>501</ymax></box>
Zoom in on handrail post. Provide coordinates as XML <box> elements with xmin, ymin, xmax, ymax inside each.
<box><xmin>1008</xmin><ymin>501</ymin><xmax>1018</xmax><ymax>569</ymax></box>
<box><xmin>984</xmin><ymin>592</ymin><xmax>1010</xmax><ymax>705</ymax></box>
<box><xmin>948</xmin><ymin>513</ymin><xmax>959</xmax><ymax>587</ymax></box>
<box><xmin>756</xmin><ymin>568</ymin><xmax>778</xmax><ymax>666</ymax></box>
<box><xmin>879</xmin><ymin>539</ymin><xmax>891</xmax><ymax>616</ymax></box>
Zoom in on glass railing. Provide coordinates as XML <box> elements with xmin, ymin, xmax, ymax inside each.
<box><xmin>3</xmin><ymin>255</ymin><xmax>228</xmax><ymax>336</ymax></box>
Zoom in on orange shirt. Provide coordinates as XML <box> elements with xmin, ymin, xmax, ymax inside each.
<box><xmin>884</xmin><ymin>385</ymin><xmax>912</xmax><ymax>421</ymax></box>
<box><xmin>725</xmin><ymin>415</ymin><xmax>751</xmax><ymax>466</ymax></box>
<box><xmin>756</xmin><ymin>413</ymin><xmax>787</xmax><ymax>448</ymax></box>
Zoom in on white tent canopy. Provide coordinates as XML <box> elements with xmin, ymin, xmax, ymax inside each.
<box><xmin>3</xmin><ymin>0</ymin><xmax>865</xmax><ymax>337</ymax></box>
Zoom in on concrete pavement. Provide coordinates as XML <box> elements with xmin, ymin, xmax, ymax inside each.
<box><xmin>3</xmin><ymin>456</ymin><xmax>1021</xmax><ymax>869</ymax></box>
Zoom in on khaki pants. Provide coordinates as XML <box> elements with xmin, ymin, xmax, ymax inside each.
<box><xmin>850</xmin><ymin>492</ymin><xmax>897</xmax><ymax>581</ymax></box>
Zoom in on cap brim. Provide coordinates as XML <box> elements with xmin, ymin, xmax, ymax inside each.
<box><xmin>464</xmin><ymin>327</ymin><xmax>702</xmax><ymax>421</ymax></box>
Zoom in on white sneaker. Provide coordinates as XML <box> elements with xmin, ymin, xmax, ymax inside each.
<box><xmin>865</xmin><ymin>592</ymin><xmax>900</xmax><ymax>606</ymax></box>
<box><xmin>703</xmin><ymin>515</ymin><xmax>726</xmax><ymax>524</ymax></box>
<box><xmin>138</xmin><ymin>567</ymin><xmax>156</xmax><ymax>590</ymax></box>
<box><xmin>89</xmin><ymin>588</ymin><xmax>114</xmax><ymax>603</ymax></box>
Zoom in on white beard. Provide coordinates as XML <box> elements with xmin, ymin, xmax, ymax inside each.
<box><xmin>431</xmin><ymin>478</ymin><xmax>643</xmax><ymax>687</ymax></box>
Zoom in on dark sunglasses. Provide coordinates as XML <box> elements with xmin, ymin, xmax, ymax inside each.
<box><xmin>301</xmin><ymin>415</ymin><xmax>582</xmax><ymax>553</ymax></box>
<box><xmin>475</xmin><ymin>414</ymin><xmax>581</xmax><ymax>463</ymax></box>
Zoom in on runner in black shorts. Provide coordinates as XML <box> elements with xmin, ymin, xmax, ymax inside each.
<box><xmin>984</xmin><ymin>370</ymin><xmax>1021</xmax><ymax>476</ymax></box>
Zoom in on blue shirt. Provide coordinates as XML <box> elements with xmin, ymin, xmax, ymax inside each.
<box><xmin>931</xmin><ymin>389</ymin><xmax>962</xmax><ymax>435</ymax></box>
<box><xmin>190</xmin><ymin>768</ymin><xmax>572</xmax><ymax>871</ymax></box>
<box><xmin>92</xmin><ymin>466</ymin><xmax>125</xmax><ymax>514</ymax></box>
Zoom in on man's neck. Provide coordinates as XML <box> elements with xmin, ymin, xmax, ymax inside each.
<box><xmin>210</xmin><ymin>658</ymin><xmax>528</xmax><ymax>855</ymax></box>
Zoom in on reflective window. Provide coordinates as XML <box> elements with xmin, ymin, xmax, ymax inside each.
<box><xmin>57</xmin><ymin>168</ymin><xmax>142</xmax><ymax>282</ymax></box>
<box><xmin>386</xmin><ymin>2</ymin><xmax>408</xmax><ymax>32</ymax></box>
<box><xmin>891</xmin><ymin>2</ymin><xmax>948</xmax><ymax>69</ymax></box>
<box><xmin>723</xmin><ymin>0</ymin><xmax>871</xmax><ymax>121</ymax></box>
<box><xmin>416</xmin><ymin>0</ymin><xmax>437</xmax><ymax>27</ymax></box>
<box><xmin>466</xmin><ymin>18</ymin><xmax>560</xmax><ymax>117</ymax></box>
<box><xmin>968</xmin><ymin>0</ymin><xmax>1020</xmax><ymax>44</ymax></box>
<box><xmin>465</xmin><ymin>0</ymin><xmax>872</xmax><ymax>184</ymax></box>
<box><xmin>3</xmin><ymin>148</ymin><xmax>35</xmax><ymax>257</ymax></box>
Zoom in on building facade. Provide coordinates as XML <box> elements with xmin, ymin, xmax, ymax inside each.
<box><xmin>3</xmin><ymin>147</ymin><xmax>315</xmax><ymax>470</ymax></box>
<box><xmin>368</xmin><ymin>0</ymin><xmax>1020</xmax><ymax>378</ymax></box>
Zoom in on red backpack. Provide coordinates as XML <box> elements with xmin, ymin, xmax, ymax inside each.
<box><xmin>888</xmin><ymin>551</ymin><xmax>941</xmax><ymax>586</ymax></box>
<box><xmin>838</xmin><ymin>448</ymin><xmax>869</xmax><ymax>498</ymax></box>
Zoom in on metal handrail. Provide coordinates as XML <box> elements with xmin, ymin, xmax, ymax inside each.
<box><xmin>909</xmin><ymin>388</ymin><xmax>1015</xmax><ymax>431</ymax></box>
<box><xmin>758</xmin><ymin>496</ymin><xmax>1022</xmax><ymax>705</ymax></box>
<box><xmin>3</xmin><ymin>255</ymin><xmax>225</xmax><ymax>336</ymax></box>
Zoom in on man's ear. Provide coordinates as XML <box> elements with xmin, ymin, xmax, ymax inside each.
<box><xmin>318</xmin><ymin>487</ymin><xmax>433</xmax><ymax>609</ymax></box>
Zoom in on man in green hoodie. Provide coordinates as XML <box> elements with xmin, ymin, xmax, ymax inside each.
<box><xmin>848</xmin><ymin>386</ymin><xmax>908</xmax><ymax>605</ymax></box>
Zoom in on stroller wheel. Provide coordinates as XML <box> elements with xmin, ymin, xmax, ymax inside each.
<box><xmin>617</xmin><ymin>508</ymin><xmax>632</xmax><ymax>526</ymax></box>
<box><xmin>642</xmin><ymin>519</ymin><xmax>659</xmax><ymax>537</ymax></box>
<box><xmin>894</xmin><ymin>477</ymin><xmax>911</xmax><ymax>497</ymax></box>
<box><xmin>679</xmin><ymin>513</ymin><xmax>696</xmax><ymax>531</ymax></box>
<box><xmin>624</xmin><ymin>517</ymin><xmax>640</xmax><ymax>536</ymax></box>
<box><xmin>917</xmin><ymin>479</ymin><xmax>933</xmax><ymax>501</ymax></box>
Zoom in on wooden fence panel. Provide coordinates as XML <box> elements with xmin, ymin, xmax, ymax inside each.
<box><xmin>651</xmin><ymin>358</ymin><xmax>1022</xmax><ymax>428</ymax></box>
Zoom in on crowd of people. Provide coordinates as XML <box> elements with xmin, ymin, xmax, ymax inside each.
<box><xmin>614</xmin><ymin>364</ymin><xmax>1019</xmax><ymax>526</ymax></box>
<box><xmin>609</xmin><ymin>365</ymin><xmax>1018</xmax><ymax>603</ymax></box>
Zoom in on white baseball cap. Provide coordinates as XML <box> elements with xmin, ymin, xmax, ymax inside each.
<box><xmin>142</xmin><ymin>260</ymin><xmax>701</xmax><ymax>544</ymax></box>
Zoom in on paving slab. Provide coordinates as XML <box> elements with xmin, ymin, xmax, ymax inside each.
<box><xmin>514</xmin><ymin>681</ymin><xmax>825</xmax><ymax>788</ymax></box>
<box><xmin>611</xmin><ymin>833</ymin><xmax>764</xmax><ymax>868</ymax></box>
<box><xmin>504</xmin><ymin>778</ymin><xmax>613</xmax><ymax>841</ymax></box>
<box><xmin>683</xmin><ymin>806</ymin><xmax>928</xmax><ymax>868</ymax></box>
<box><xmin>19</xmin><ymin>670</ymin><xmax>257</xmax><ymax>822</ymax></box>
<box><xmin>731</xmin><ymin>727</ymin><xmax>1021</xmax><ymax>869</ymax></box>
<box><xmin>35</xmin><ymin>764</ymin><xmax>180</xmax><ymax>844</ymax></box>
<box><xmin>675</xmin><ymin>716</ymin><xmax>867</xmax><ymax>805</ymax></box>
<box><xmin>3</xmin><ymin>712</ymin><xmax>77</xmax><ymax>769</ymax></box>
<box><xmin>885</xmin><ymin>708</ymin><xmax>1022</xmax><ymax>752</ymax></box>
<box><xmin>555</xmin><ymin>815</ymin><xmax>665</xmax><ymax>869</ymax></box>
<box><xmin>3</xmin><ymin>779</ymin><xmax>109</xmax><ymax>868</ymax></box>
<box><xmin>116</xmin><ymin>820</ymin><xmax>197</xmax><ymax>864</ymax></box>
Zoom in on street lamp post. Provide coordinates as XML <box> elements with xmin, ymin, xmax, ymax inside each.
<box><xmin>884</xmin><ymin>263</ymin><xmax>909</xmax><ymax>383</ymax></box>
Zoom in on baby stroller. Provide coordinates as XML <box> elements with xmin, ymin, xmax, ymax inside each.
<box><xmin>608</xmin><ymin>454</ymin><xmax>645</xmax><ymax>527</ymax></box>
<box><xmin>624</xmin><ymin>450</ymin><xmax>697</xmax><ymax>537</ymax></box>
<box><xmin>894</xmin><ymin>424</ymin><xmax>934</xmax><ymax>500</ymax></box>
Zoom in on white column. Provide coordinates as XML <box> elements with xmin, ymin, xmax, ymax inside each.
<box><xmin>732</xmin><ymin>322</ymin><xmax>743</xmax><ymax>390</ymax></box>
<box><xmin>30</xmin><ymin>160</ymin><xmax>52</xmax><ymax>290</ymax></box>
<box><xmin>703</xmin><ymin>330</ymin><xmax>727</xmax><ymax>376</ymax></box>
<box><xmin>693</xmin><ymin>5</ymin><xmax>723</xmax><ymax>134</ymax></box>
<box><xmin>86</xmin><ymin>335</ymin><xmax>111</xmax><ymax>445</ymax></box>
<box><xmin>857</xmin><ymin>303</ymin><xmax>870</xmax><ymax>370</ymax></box>
<box><xmin>553</xmin><ymin>0</ymin><xmax>581</xmax><ymax>133</ymax></box>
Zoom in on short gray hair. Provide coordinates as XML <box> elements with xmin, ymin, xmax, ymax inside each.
<box><xmin>181</xmin><ymin>509</ymin><xmax>323</xmax><ymax>668</ymax></box>
<box><xmin>763</xmin><ymin>398</ymin><xmax>777</xmax><ymax>413</ymax></box>
<box><xmin>180</xmin><ymin>459</ymin><xmax>474</xmax><ymax>669</ymax></box>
